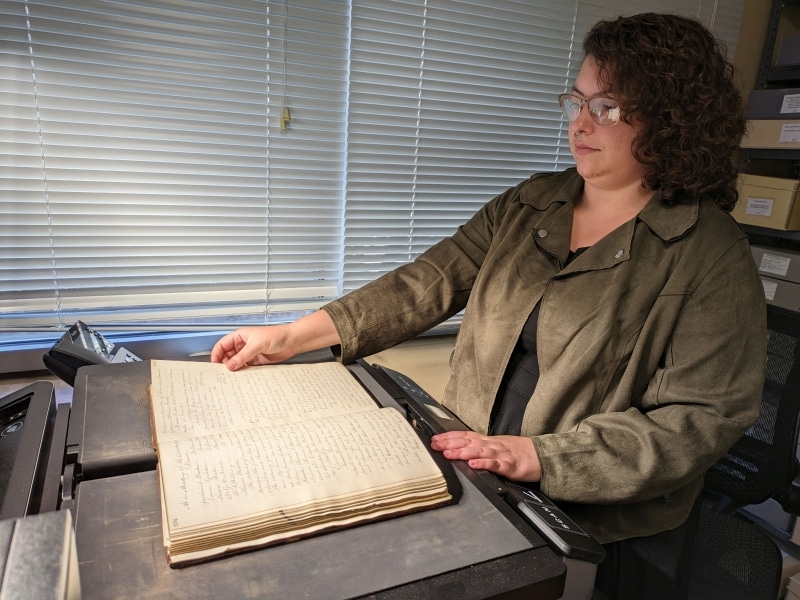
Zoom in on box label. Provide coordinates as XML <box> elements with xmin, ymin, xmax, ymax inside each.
<box><xmin>780</xmin><ymin>123</ymin><xmax>800</xmax><ymax>142</ymax></box>
<box><xmin>759</xmin><ymin>253</ymin><xmax>792</xmax><ymax>277</ymax></box>
<box><xmin>781</xmin><ymin>94</ymin><xmax>800</xmax><ymax>114</ymax></box>
<box><xmin>762</xmin><ymin>278</ymin><xmax>778</xmax><ymax>301</ymax></box>
<box><xmin>745</xmin><ymin>196</ymin><xmax>774</xmax><ymax>216</ymax></box>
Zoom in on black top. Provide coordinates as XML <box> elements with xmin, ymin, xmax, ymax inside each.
<box><xmin>489</xmin><ymin>248</ymin><xmax>587</xmax><ymax>436</ymax></box>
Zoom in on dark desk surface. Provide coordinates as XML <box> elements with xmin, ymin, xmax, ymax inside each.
<box><xmin>66</xmin><ymin>359</ymin><xmax>566</xmax><ymax>600</ymax></box>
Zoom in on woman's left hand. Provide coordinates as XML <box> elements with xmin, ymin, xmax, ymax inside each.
<box><xmin>430</xmin><ymin>431</ymin><xmax>541</xmax><ymax>481</ymax></box>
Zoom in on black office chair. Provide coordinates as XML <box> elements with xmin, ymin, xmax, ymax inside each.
<box><xmin>685</xmin><ymin>304</ymin><xmax>800</xmax><ymax>600</ymax></box>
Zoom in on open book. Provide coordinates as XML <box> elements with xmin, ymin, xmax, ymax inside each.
<box><xmin>149</xmin><ymin>359</ymin><xmax>453</xmax><ymax>566</ymax></box>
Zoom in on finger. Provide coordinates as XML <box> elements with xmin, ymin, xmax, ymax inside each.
<box><xmin>430</xmin><ymin>430</ymin><xmax>480</xmax><ymax>445</ymax></box>
<box><xmin>430</xmin><ymin>433</ymin><xmax>477</xmax><ymax>452</ymax></box>
<box><xmin>209</xmin><ymin>335</ymin><xmax>233</xmax><ymax>363</ymax></box>
<box><xmin>432</xmin><ymin>430</ymin><xmax>474</xmax><ymax>439</ymax></box>
<box><xmin>440</xmin><ymin>442</ymin><xmax>493</xmax><ymax>462</ymax></box>
<box><xmin>225</xmin><ymin>353</ymin><xmax>250</xmax><ymax>371</ymax></box>
<box><xmin>466</xmin><ymin>457</ymin><xmax>506</xmax><ymax>474</ymax></box>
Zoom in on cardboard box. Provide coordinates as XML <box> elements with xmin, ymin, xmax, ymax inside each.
<box><xmin>741</xmin><ymin>120</ymin><xmax>800</xmax><ymax>149</ymax></box>
<box><xmin>752</xmin><ymin>245</ymin><xmax>800</xmax><ymax>284</ymax></box>
<box><xmin>761</xmin><ymin>275</ymin><xmax>800</xmax><ymax>312</ymax></box>
<box><xmin>734</xmin><ymin>174</ymin><xmax>800</xmax><ymax>230</ymax></box>
<box><xmin>748</xmin><ymin>89</ymin><xmax>800</xmax><ymax>119</ymax></box>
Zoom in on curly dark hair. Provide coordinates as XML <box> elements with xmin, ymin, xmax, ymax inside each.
<box><xmin>583</xmin><ymin>13</ymin><xmax>746</xmax><ymax>211</ymax></box>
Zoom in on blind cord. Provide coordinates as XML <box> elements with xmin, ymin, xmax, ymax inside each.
<box><xmin>410</xmin><ymin>1</ymin><xmax>428</xmax><ymax>263</ymax></box>
<box><xmin>25</xmin><ymin>0</ymin><xmax>64</xmax><ymax>328</ymax></box>
<box><xmin>265</xmin><ymin>2</ymin><xmax>273</xmax><ymax>324</ymax></box>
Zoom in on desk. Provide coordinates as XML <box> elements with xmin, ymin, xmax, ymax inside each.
<box><xmin>63</xmin><ymin>357</ymin><xmax>566</xmax><ymax>599</ymax></box>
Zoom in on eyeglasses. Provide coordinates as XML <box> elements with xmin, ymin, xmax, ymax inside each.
<box><xmin>558</xmin><ymin>93</ymin><xmax>621</xmax><ymax>127</ymax></box>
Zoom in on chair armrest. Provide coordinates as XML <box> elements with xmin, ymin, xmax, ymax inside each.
<box><xmin>776</xmin><ymin>460</ymin><xmax>800</xmax><ymax>515</ymax></box>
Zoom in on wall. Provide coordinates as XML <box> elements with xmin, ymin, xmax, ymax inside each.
<box><xmin>734</xmin><ymin>0</ymin><xmax>771</xmax><ymax>94</ymax></box>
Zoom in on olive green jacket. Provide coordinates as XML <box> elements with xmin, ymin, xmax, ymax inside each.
<box><xmin>322</xmin><ymin>168</ymin><xmax>766</xmax><ymax>543</ymax></box>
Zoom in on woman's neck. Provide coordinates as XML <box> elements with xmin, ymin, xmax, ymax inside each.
<box><xmin>570</xmin><ymin>182</ymin><xmax>652</xmax><ymax>251</ymax></box>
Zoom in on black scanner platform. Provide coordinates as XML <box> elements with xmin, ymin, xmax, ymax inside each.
<box><xmin>61</xmin><ymin>356</ymin><xmax>571</xmax><ymax>599</ymax></box>
<box><xmin>373</xmin><ymin>365</ymin><xmax>605</xmax><ymax>565</ymax></box>
<box><xmin>0</xmin><ymin>381</ymin><xmax>63</xmax><ymax>520</ymax></box>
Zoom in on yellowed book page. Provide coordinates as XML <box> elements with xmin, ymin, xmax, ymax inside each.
<box><xmin>169</xmin><ymin>492</ymin><xmax>449</xmax><ymax>565</ymax></box>
<box><xmin>150</xmin><ymin>360</ymin><xmax>379</xmax><ymax>442</ymax></box>
<box><xmin>159</xmin><ymin>407</ymin><xmax>443</xmax><ymax>532</ymax></box>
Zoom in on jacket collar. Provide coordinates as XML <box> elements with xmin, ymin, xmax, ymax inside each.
<box><xmin>637</xmin><ymin>189</ymin><xmax>699</xmax><ymax>242</ymax></box>
<box><xmin>519</xmin><ymin>168</ymin><xmax>700</xmax><ymax>243</ymax></box>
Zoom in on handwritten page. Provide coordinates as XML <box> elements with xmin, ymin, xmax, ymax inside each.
<box><xmin>159</xmin><ymin>408</ymin><xmax>442</xmax><ymax>530</ymax></box>
<box><xmin>150</xmin><ymin>360</ymin><xmax>379</xmax><ymax>441</ymax></box>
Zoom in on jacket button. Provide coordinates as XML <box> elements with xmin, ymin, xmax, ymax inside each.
<box><xmin>615</xmin><ymin>249</ymin><xmax>624</xmax><ymax>259</ymax></box>
<box><xmin>537</xmin><ymin>229</ymin><xmax>548</xmax><ymax>238</ymax></box>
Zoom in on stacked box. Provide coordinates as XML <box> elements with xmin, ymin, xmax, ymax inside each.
<box><xmin>752</xmin><ymin>245</ymin><xmax>800</xmax><ymax>281</ymax></box>
<box><xmin>734</xmin><ymin>174</ymin><xmax>800</xmax><ymax>230</ymax></box>
<box><xmin>760</xmin><ymin>276</ymin><xmax>800</xmax><ymax>312</ymax></box>
<box><xmin>748</xmin><ymin>88</ymin><xmax>800</xmax><ymax>119</ymax></box>
<box><xmin>743</xmin><ymin>88</ymin><xmax>800</xmax><ymax>150</ymax></box>
<box><xmin>742</xmin><ymin>120</ymin><xmax>800</xmax><ymax>149</ymax></box>
<box><xmin>751</xmin><ymin>244</ymin><xmax>800</xmax><ymax>312</ymax></box>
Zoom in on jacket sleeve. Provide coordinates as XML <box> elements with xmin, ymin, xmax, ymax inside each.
<box><xmin>320</xmin><ymin>184</ymin><xmax>517</xmax><ymax>362</ymax></box>
<box><xmin>533</xmin><ymin>238</ymin><xmax>767</xmax><ymax>505</ymax></box>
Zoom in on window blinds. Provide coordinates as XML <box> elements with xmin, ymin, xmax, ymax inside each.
<box><xmin>0</xmin><ymin>0</ymin><xmax>744</xmax><ymax>340</ymax></box>
<box><xmin>344</xmin><ymin>0</ymin><xmax>745</xmax><ymax>295</ymax></box>
<box><xmin>1</xmin><ymin>0</ymin><xmax>348</xmax><ymax>331</ymax></box>
<box><xmin>344</xmin><ymin>0</ymin><xmax>578</xmax><ymax>293</ymax></box>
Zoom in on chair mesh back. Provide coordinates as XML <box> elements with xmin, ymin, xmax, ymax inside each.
<box><xmin>688</xmin><ymin>506</ymin><xmax>782</xmax><ymax>600</ymax></box>
<box><xmin>703</xmin><ymin>306</ymin><xmax>800</xmax><ymax>505</ymax></box>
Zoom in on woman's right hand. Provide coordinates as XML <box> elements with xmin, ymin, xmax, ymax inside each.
<box><xmin>210</xmin><ymin>310</ymin><xmax>341</xmax><ymax>371</ymax></box>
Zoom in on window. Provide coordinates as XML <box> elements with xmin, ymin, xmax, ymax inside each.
<box><xmin>344</xmin><ymin>1</ymin><xmax>579</xmax><ymax>292</ymax></box>
<box><xmin>2</xmin><ymin>0</ymin><xmax>348</xmax><ymax>334</ymax></box>
<box><xmin>0</xmin><ymin>0</ymin><xmax>744</xmax><ymax>371</ymax></box>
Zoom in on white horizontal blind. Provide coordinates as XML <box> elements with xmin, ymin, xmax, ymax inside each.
<box><xmin>0</xmin><ymin>0</ymin><xmax>348</xmax><ymax>330</ymax></box>
<box><xmin>344</xmin><ymin>0</ymin><xmax>745</xmax><ymax>298</ymax></box>
<box><xmin>0</xmin><ymin>0</ymin><xmax>746</xmax><ymax>343</ymax></box>
<box><xmin>344</xmin><ymin>0</ymin><xmax>580</xmax><ymax>293</ymax></box>
<box><xmin>575</xmin><ymin>1</ymin><xmax>745</xmax><ymax>59</ymax></box>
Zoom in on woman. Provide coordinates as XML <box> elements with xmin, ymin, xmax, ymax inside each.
<box><xmin>212</xmin><ymin>13</ymin><xmax>766</xmax><ymax>599</ymax></box>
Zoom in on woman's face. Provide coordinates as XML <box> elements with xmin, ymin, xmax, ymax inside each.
<box><xmin>568</xmin><ymin>56</ymin><xmax>646</xmax><ymax>193</ymax></box>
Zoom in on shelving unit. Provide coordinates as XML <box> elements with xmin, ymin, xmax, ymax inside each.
<box><xmin>738</xmin><ymin>11</ymin><xmax>800</xmax><ymax>595</ymax></box>
<box><xmin>740</xmin><ymin>0</ymin><xmax>800</xmax><ymax>245</ymax></box>
<box><xmin>755</xmin><ymin>0</ymin><xmax>800</xmax><ymax>90</ymax></box>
